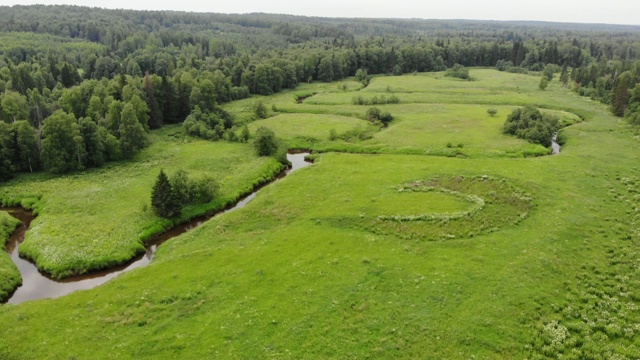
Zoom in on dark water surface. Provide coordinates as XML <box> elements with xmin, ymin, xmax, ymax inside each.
<box><xmin>3</xmin><ymin>153</ymin><xmax>311</xmax><ymax>304</ymax></box>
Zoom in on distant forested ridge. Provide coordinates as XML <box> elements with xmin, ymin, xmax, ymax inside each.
<box><xmin>1</xmin><ymin>5</ymin><xmax>640</xmax><ymax>180</ymax></box>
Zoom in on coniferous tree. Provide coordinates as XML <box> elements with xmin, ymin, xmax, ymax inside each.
<box><xmin>560</xmin><ymin>63</ymin><xmax>569</xmax><ymax>87</ymax></box>
<box><xmin>0</xmin><ymin>123</ymin><xmax>14</xmax><ymax>180</ymax></box>
<box><xmin>612</xmin><ymin>73</ymin><xmax>631</xmax><ymax>117</ymax></box>
<box><xmin>160</xmin><ymin>76</ymin><xmax>177</xmax><ymax>124</ymax></box>
<box><xmin>151</xmin><ymin>169</ymin><xmax>179</xmax><ymax>218</ymax></box>
<box><xmin>144</xmin><ymin>74</ymin><xmax>163</xmax><ymax>129</ymax></box>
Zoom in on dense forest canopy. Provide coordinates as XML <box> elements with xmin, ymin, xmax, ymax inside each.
<box><xmin>1</xmin><ymin>5</ymin><xmax>640</xmax><ymax>180</ymax></box>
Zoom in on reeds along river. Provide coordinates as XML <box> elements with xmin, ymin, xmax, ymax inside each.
<box><xmin>2</xmin><ymin>152</ymin><xmax>311</xmax><ymax>304</ymax></box>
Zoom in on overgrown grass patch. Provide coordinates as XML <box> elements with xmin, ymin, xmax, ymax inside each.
<box><xmin>321</xmin><ymin>174</ymin><xmax>533</xmax><ymax>241</ymax></box>
<box><xmin>0</xmin><ymin>126</ymin><xmax>283</xmax><ymax>278</ymax></box>
<box><xmin>246</xmin><ymin>113</ymin><xmax>370</xmax><ymax>145</ymax></box>
<box><xmin>0</xmin><ymin>211</ymin><xmax>21</xmax><ymax>302</ymax></box>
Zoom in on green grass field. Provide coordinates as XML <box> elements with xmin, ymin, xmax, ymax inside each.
<box><xmin>0</xmin><ymin>211</ymin><xmax>20</xmax><ymax>302</ymax></box>
<box><xmin>1</xmin><ymin>69</ymin><xmax>640</xmax><ymax>359</ymax></box>
<box><xmin>0</xmin><ymin>128</ymin><xmax>284</xmax><ymax>278</ymax></box>
<box><xmin>246</xmin><ymin>113</ymin><xmax>371</xmax><ymax>146</ymax></box>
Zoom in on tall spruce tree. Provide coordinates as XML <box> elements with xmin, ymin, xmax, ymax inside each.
<box><xmin>144</xmin><ymin>74</ymin><xmax>163</xmax><ymax>129</ymax></box>
<box><xmin>612</xmin><ymin>73</ymin><xmax>631</xmax><ymax>117</ymax></box>
<box><xmin>151</xmin><ymin>170</ymin><xmax>179</xmax><ymax>218</ymax></box>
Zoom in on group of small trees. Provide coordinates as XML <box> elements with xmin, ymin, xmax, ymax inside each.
<box><xmin>183</xmin><ymin>105</ymin><xmax>234</xmax><ymax>140</ymax></box>
<box><xmin>445</xmin><ymin>64</ymin><xmax>470</xmax><ymax>80</ymax></box>
<box><xmin>352</xmin><ymin>95</ymin><xmax>400</xmax><ymax>105</ymax></box>
<box><xmin>502</xmin><ymin>105</ymin><xmax>559</xmax><ymax>147</ymax></box>
<box><xmin>0</xmin><ymin>104</ymin><xmax>145</xmax><ymax>179</ymax></box>
<box><xmin>538</xmin><ymin>64</ymin><xmax>559</xmax><ymax>91</ymax></box>
<box><xmin>252</xmin><ymin>126</ymin><xmax>287</xmax><ymax>164</ymax></box>
<box><xmin>354</xmin><ymin>68</ymin><xmax>370</xmax><ymax>86</ymax></box>
<box><xmin>254</xmin><ymin>101</ymin><xmax>268</xmax><ymax>119</ymax></box>
<box><xmin>366</xmin><ymin>107</ymin><xmax>393</xmax><ymax>125</ymax></box>
<box><xmin>151</xmin><ymin>169</ymin><xmax>219</xmax><ymax>218</ymax></box>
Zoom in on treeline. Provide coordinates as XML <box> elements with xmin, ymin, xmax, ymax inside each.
<box><xmin>1</xmin><ymin>5</ymin><xmax>640</xmax><ymax>181</ymax></box>
<box><xmin>0</xmin><ymin>66</ymin><xmax>260</xmax><ymax>179</ymax></box>
<box><xmin>556</xmin><ymin>58</ymin><xmax>640</xmax><ymax>126</ymax></box>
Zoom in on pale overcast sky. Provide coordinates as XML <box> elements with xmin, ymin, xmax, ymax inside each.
<box><xmin>1</xmin><ymin>0</ymin><xmax>638</xmax><ymax>26</ymax></box>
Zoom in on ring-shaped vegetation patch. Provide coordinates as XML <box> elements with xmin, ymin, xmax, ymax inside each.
<box><xmin>322</xmin><ymin>175</ymin><xmax>533</xmax><ymax>241</ymax></box>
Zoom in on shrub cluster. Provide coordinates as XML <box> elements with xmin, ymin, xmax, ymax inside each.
<box><xmin>496</xmin><ymin>60</ymin><xmax>529</xmax><ymax>74</ymax></box>
<box><xmin>151</xmin><ymin>169</ymin><xmax>219</xmax><ymax>218</ymax></box>
<box><xmin>253</xmin><ymin>126</ymin><xmax>287</xmax><ymax>164</ymax></box>
<box><xmin>254</xmin><ymin>100</ymin><xmax>268</xmax><ymax>119</ymax></box>
<box><xmin>183</xmin><ymin>105</ymin><xmax>234</xmax><ymax>141</ymax></box>
<box><xmin>366</xmin><ymin>107</ymin><xmax>393</xmax><ymax>124</ymax></box>
<box><xmin>502</xmin><ymin>105</ymin><xmax>559</xmax><ymax>147</ymax></box>
<box><xmin>445</xmin><ymin>64</ymin><xmax>470</xmax><ymax>80</ymax></box>
<box><xmin>330</xmin><ymin>124</ymin><xmax>378</xmax><ymax>142</ymax></box>
<box><xmin>352</xmin><ymin>95</ymin><xmax>400</xmax><ymax>105</ymax></box>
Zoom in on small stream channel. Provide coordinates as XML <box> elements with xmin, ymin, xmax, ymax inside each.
<box><xmin>3</xmin><ymin>152</ymin><xmax>312</xmax><ymax>304</ymax></box>
<box><xmin>551</xmin><ymin>132</ymin><xmax>561</xmax><ymax>155</ymax></box>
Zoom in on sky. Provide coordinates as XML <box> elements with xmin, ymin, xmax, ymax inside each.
<box><xmin>1</xmin><ymin>0</ymin><xmax>639</xmax><ymax>26</ymax></box>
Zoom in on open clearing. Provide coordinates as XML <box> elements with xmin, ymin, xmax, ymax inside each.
<box><xmin>1</xmin><ymin>69</ymin><xmax>640</xmax><ymax>359</ymax></box>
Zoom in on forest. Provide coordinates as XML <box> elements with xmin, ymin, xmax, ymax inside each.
<box><xmin>0</xmin><ymin>5</ymin><xmax>640</xmax><ymax>180</ymax></box>
<box><xmin>3</xmin><ymin>5</ymin><xmax>640</xmax><ymax>359</ymax></box>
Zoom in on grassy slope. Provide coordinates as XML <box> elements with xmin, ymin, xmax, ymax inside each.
<box><xmin>1</xmin><ymin>70</ymin><xmax>639</xmax><ymax>358</ymax></box>
<box><xmin>0</xmin><ymin>127</ymin><xmax>284</xmax><ymax>278</ymax></box>
<box><xmin>0</xmin><ymin>212</ymin><xmax>20</xmax><ymax>302</ymax></box>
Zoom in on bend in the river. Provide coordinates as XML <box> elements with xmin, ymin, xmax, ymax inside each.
<box><xmin>2</xmin><ymin>152</ymin><xmax>312</xmax><ymax>304</ymax></box>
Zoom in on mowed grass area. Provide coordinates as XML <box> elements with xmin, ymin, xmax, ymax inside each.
<box><xmin>0</xmin><ymin>212</ymin><xmax>20</xmax><ymax>301</ymax></box>
<box><xmin>2</xmin><ymin>69</ymin><xmax>640</xmax><ymax>358</ymax></box>
<box><xmin>0</xmin><ymin>126</ymin><xmax>284</xmax><ymax>278</ymax></box>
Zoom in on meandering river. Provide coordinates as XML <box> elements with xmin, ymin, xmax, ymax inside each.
<box><xmin>3</xmin><ymin>152</ymin><xmax>311</xmax><ymax>304</ymax></box>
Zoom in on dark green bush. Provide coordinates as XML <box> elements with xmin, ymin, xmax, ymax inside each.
<box><xmin>152</xmin><ymin>169</ymin><xmax>220</xmax><ymax>218</ymax></box>
<box><xmin>445</xmin><ymin>64</ymin><xmax>470</xmax><ymax>80</ymax></box>
<box><xmin>503</xmin><ymin>105</ymin><xmax>559</xmax><ymax>147</ymax></box>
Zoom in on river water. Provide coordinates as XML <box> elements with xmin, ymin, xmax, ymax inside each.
<box><xmin>3</xmin><ymin>152</ymin><xmax>311</xmax><ymax>304</ymax></box>
<box><xmin>551</xmin><ymin>132</ymin><xmax>561</xmax><ymax>155</ymax></box>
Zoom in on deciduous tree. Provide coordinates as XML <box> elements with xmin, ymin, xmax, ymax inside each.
<box><xmin>41</xmin><ymin>111</ymin><xmax>85</xmax><ymax>173</ymax></box>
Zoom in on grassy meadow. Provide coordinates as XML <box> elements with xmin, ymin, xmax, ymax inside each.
<box><xmin>0</xmin><ymin>128</ymin><xmax>284</xmax><ymax>278</ymax></box>
<box><xmin>1</xmin><ymin>69</ymin><xmax>640</xmax><ymax>359</ymax></box>
<box><xmin>0</xmin><ymin>211</ymin><xmax>20</xmax><ymax>301</ymax></box>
